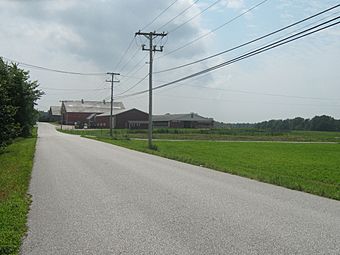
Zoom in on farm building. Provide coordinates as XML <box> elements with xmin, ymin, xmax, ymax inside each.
<box><xmin>61</xmin><ymin>100</ymin><xmax>125</xmax><ymax>125</ymax></box>
<box><xmin>48</xmin><ymin>106</ymin><xmax>61</xmax><ymax>122</ymax></box>
<box><xmin>153</xmin><ymin>113</ymin><xmax>214</xmax><ymax>128</ymax></box>
<box><xmin>95</xmin><ymin>108</ymin><xmax>148</xmax><ymax>129</ymax></box>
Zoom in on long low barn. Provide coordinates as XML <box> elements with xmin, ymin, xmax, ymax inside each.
<box><xmin>153</xmin><ymin>113</ymin><xmax>214</xmax><ymax>128</ymax></box>
<box><xmin>95</xmin><ymin>108</ymin><xmax>149</xmax><ymax>129</ymax></box>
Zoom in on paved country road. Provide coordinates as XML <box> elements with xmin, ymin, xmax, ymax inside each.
<box><xmin>21</xmin><ymin>123</ymin><xmax>340</xmax><ymax>254</ymax></box>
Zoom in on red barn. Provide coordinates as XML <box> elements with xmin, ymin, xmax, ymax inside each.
<box><xmin>61</xmin><ymin>100</ymin><xmax>125</xmax><ymax>125</ymax></box>
<box><xmin>95</xmin><ymin>108</ymin><xmax>148</xmax><ymax>129</ymax></box>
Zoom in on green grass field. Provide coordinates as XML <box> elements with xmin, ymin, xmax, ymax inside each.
<box><xmin>60</xmin><ymin>128</ymin><xmax>340</xmax><ymax>142</ymax></box>
<box><xmin>87</xmin><ymin>137</ymin><xmax>340</xmax><ymax>200</ymax></box>
<box><xmin>0</xmin><ymin>130</ymin><xmax>37</xmax><ymax>255</ymax></box>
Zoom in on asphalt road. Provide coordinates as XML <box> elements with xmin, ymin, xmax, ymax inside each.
<box><xmin>21</xmin><ymin>123</ymin><xmax>340</xmax><ymax>254</ymax></box>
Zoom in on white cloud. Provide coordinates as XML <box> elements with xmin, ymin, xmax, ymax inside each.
<box><xmin>222</xmin><ymin>0</ymin><xmax>245</xmax><ymax>9</ymax></box>
<box><xmin>0</xmin><ymin>0</ymin><xmax>339</xmax><ymax>122</ymax></box>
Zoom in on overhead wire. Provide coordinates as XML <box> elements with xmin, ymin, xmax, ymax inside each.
<box><xmin>1</xmin><ymin>56</ymin><xmax>106</xmax><ymax>76</ymax></box>
<box><xmin>166</xmin><ymin>84</ymin><xmax>340</xmax><ymax>101</ymax></box>
<box><xmin>116</xmin><ymin>73</ymin><xmax>149</xmax><ymax>96</ymax></box>
<box><xmin>168</xmin><ymin>0</ymin><xmax>222</xmax><ymax>34</ymax></box>
<box><xmin>152</xmin><ymin>17</ymin><xmax>340</xmax><ymax>92</ymax></box>
<box><xmin>157</xmin><ymin>0</ymin><xmax>200</xmax><ymax>31</ymax></box>
<box><xmin>155</xmin><ymin>3</ymin><xmax>340</xmax><ymax>73</ymax></box>
<box><xmin>113</xmin><ymin>37</ymin><xmax>137</xmax><ymax>71</ymax></box>
<box><xmin>155</xmin><ymin>94</ymin><xmax>340</xmax><ymax>108</ymax></box>
<box><xmin>40</xmin><ymin>87</ymin><xmax>109</xmax><ymax>91</ymax></box>
<box><xmin>141</xmin><ymin>0</ymin><xmax>180</xmax><ymax>30</ymax></box>
<box><xmin>117</xmin><ymin>46</ymin><xmax>141</xmax><ymax>73</ymax></box>
<box><xmin>112</xmin><ymin>0</ymin><xmax>180</xmax><ymax>80</ymax></box>
<box><xmin>158</xmin><ymin>0</ymin><xmax>269</xmax><ymax>59</ymax></box>
<box><xmin>120</xmin><ymin>53</ymin><xmax>148</xmax><ymax>79</ymax></box>
<box><xmin>114</xmin><ymin>16</ymin><xmax>340</xmax><ymax>99</ymax></box>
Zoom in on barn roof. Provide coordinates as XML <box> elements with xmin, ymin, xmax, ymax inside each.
<box><xmin>96</xmin><ymin>108</ymin><xmax>147</xmax><ymax>117</ymax></box>
<box><xmin>153</xmin><ymin>113</ymin><xmax>213</xmax><ymax>122</ymax></box>
<box><xmin>62</xmin><ymin>100</ymin><xmax>125</xmax><ymax>113</ymax></box>
<box><xmin>49</xmin><ymin>106</ymin><xmax>61</xmax><ymax>116</ymax></box>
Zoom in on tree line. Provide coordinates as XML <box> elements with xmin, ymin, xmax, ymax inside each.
<box><xmin>255</xmin><ymin>115</ymin><xmax>340</xmax><ymax>132</ymax></box>
<box><xmin>0</xmin><ymin>58</ymin><xmax>43</xmax><ymax>150</ymax></box>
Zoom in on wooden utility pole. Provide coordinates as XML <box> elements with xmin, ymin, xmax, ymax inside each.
<box><xmin>135</xmin><ymin>31</ymin><xmax>167</xmax><ymax>149</ymax></box>
<box><xmin>106</xmin><ymin>72</ymin><xmax>120</xmax><ymax>137</ymax></box>
<box><xmin>60</xmin><ymin>100</ymin><xmax>64</xmax><ymax>130</ymax></box>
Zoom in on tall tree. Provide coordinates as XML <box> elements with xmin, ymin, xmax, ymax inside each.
<box><xmin>0</xmin><ymin>58</ymin><xmax>43</xmax><ymax>148</ymax></box>
<box><xmin>0</xmin><ymin>59</ymin><xmax>18</xmax><ymax>149</ymax></box>
<box><xmin>5</xmin><ymin>63</ymin><xmax>44</xmax><ymax>137</ymax></box>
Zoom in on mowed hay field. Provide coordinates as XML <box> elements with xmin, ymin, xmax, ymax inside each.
<box><xmin>93</xmin><ymin>138</ymin><xmax>340</xmax><ymax>200</ymax></box>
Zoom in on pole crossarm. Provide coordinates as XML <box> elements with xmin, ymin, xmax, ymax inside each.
<box><xmin>135</xmin><ymin>31</ymin><xmax>168</xmax><ymax>37</ymax></box>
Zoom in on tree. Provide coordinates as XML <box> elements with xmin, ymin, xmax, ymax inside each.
<box><xmin>255</xmin><ymin>115</ymin><xmax>340</xmax><ymax>132</ymax></box>
<box><xmin>0</xmin><ymin>58</ymin><xmax>43</xmax><ymax>149</ymax></box>
<box><xmin>310</xmin><ymin>115</ymin><xmax>337</xmax><ymax>131</ymax></box>
<box><xmin>289</xmin><ymin>117</ymin><xmax>305</xmax><ymax>130</ymax></box>
<box><xmin>0</xmin><ymin>85</ymin><xmax>19</xmax><ymax>150</ymax></box>
<box><xmin>0</xmin><ymin>60</ymin><xmax>18</xmax><ymax>149</ymax></box>
<box><xmin>5</xmin><ymin>63</ymin><xmax>44</xmax><ymax>137</ymax></box>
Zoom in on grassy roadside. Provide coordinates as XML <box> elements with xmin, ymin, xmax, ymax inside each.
<box><xmin>0</xmin><ymin>129</ymin><xmax>37</xmax><ymax>255</ymax></box>
<box><xmin>86</xmin><ymin>136</ymin><xmax>340</xmax><ymax>200</ymax></box>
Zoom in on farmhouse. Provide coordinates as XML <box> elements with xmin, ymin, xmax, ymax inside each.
<box><xmin>48</xmin><ymin>106</ymin><xmax>61</xmax><ymax>122</ymax></box>
<box><xmin>153</xmin><ymin>113</ymin><xmax>214</xmax><ymax>128</ymax></box>
<box><xmin>95</xmin><ymin>108</ymin><xmax>148</xmax><ymax>129</ymax></box>
<box><xmin>61</xmin><ymin>100</ymin><xmax>125</xmax><ymax>125</ymax></box>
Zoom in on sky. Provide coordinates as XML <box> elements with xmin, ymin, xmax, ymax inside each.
<box><xmin>0</xmin><ymin>0</ymin><xmax>339</xmax><ymax>123</ymax></box>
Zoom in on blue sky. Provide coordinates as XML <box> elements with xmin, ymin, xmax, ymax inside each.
<box><xmin>0</xmin><ymin>0</ymin><xmax>339</xmax><ymax>122</ymax></box>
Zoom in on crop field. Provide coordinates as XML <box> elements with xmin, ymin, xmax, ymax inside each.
<box><xmin>60</xmin><ymin>128</ymin><xmax>340</xmax><ymax>142</ymax></box>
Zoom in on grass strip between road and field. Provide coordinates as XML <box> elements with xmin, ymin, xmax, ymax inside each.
<box><xmin>0</xmin><ymin>129</ymin><xmax>37</xmax><ymax>255</ymax></box>
<box><xmin>81</xmin><ymin>135</ymin><xmax>340</xmax><ymax>200</ymax></box>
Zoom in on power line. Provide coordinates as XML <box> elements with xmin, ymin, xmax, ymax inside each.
<box><xmin>117</xmin><ymin>46</ymin><xmax>141</xmax><ymax>73</ymax></box>
<box><xmin>116</xmin><ymin>73</ymin><xmax>149</xmax><ymax>96</ymax></box>
<box><xmin>156</xmin><ymin>94</ymin><xmax>340</xmax><ymax>108</ymax></box>
<box><xmin>40</xmin><ymin>87</ymin><xmax>109</xmax><ymax>91</ymax></box>
<box><xmin>142</xmin><ymin>0</ymin><xmax>180</xmax><ymax>30</ymax></box>
<box><xmin>69</xmin><ymin>78</ymin><xmax>109</xmax><ymax>99</ymax></box>
<box><xmin>155</xmin><ymin>3</ymin><xmax>340</xmax><ymax>73</ymax></box>
<box><xmin>120</xmin><ymin>53</ymin><xmax>148</xmax><ymax>81</ymax></box>
<box><xmin>171</xmin><ymin>84</ymin><xmax>340</xmax><ymax>101</ymax></box>
<box><xmin>157</xmin><ymin>0</ymin><xmax>200</xmax><ymax>31</ymax></box>
<box><xmin>168</xmin><ymin>0</ymin><xmax>222</xmax><ymax>34</ymax></box>
<box><xmin>1</xmin><ymin>56</ymin><xmax>106</xmax><ymax>76</ymax></box>
<box><xmin>113</xmin><ymin>37</ymin><xmax>137</xmax><ymax>71</ymax></box>
<box><xmin>114</xmin><ymin>1</ymin><xmax>180</xmax><ymax>74</ymax></box>
<box><xmin>114</xmin><ymin>17</ymin><xmax>340</xmax><ymax>99</ymax></box>
<box><xmin>153</xmin><ymin>17</ymin><xmax>340</xmax><ymax>91</ymax></box>
<box><xmin>158</xmin><ymin>0</ymin><xmax>269</xmax><ymax>59</ymax></box>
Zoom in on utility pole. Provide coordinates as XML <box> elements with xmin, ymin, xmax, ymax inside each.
<box><xmin>60</xmin><ymin>100</ymin><xmax>64</xmax><ymax>130</ymax></box>
<box><xmin>106</xmin><ymin>72</ymin><xmax>120</xmax><ymax>137</ymax></box>
<box><xmin>135</xmin><ymin>30</ymin><xmax>167</xmax><ymax>149</ymax></box>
